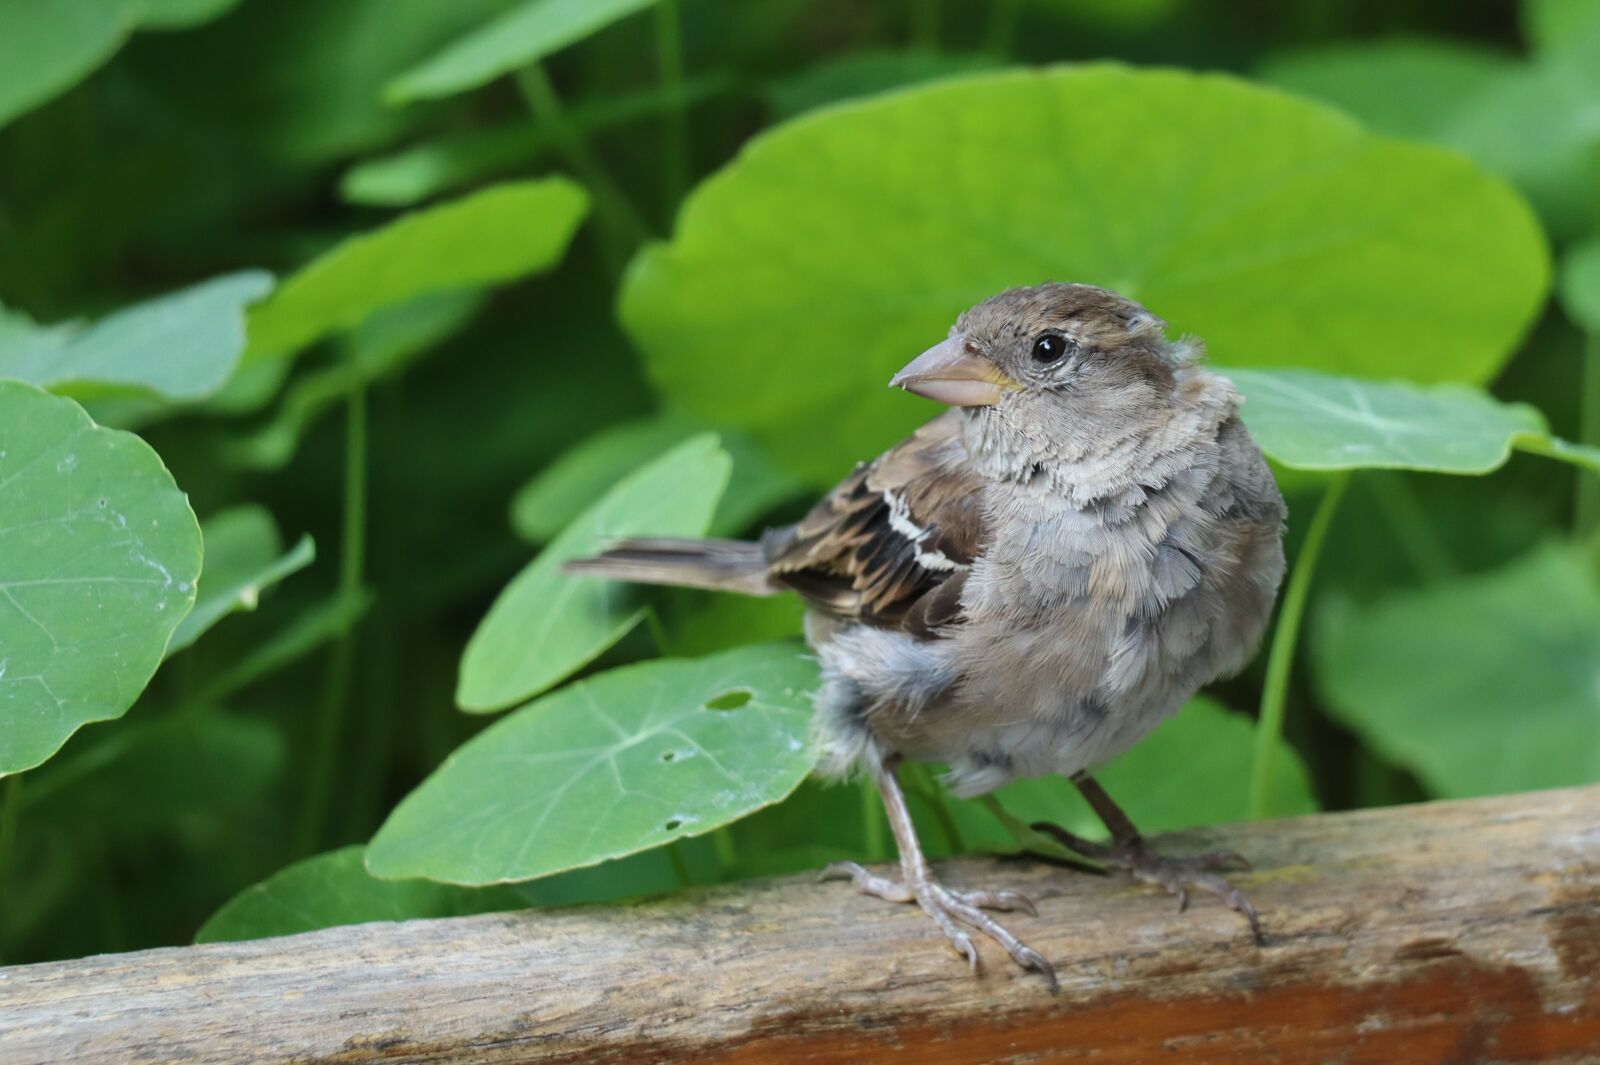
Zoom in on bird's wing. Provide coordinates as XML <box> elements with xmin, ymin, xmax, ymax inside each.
<box><xmin>761</xmin><ymin>411</ymin><xmax>985</xmax><ymax>634</ymax></box>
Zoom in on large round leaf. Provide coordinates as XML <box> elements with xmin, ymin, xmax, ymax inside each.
<box><xmin>1227</xmin><ymin>368</ymin><xmax>1600</xmax><ymax>476</ymax></box>
<box><xmin>0</xmin><ymin>382</ymin><xmax>202</xmax><ymax>775</ymax></box>
<box><xmin>1313</xmin><ymin>543</ymin><xmax>1600</xmax><ymax>798</ymax></box>
<box><xmin>196</xmin><ymin>847</ymin><xmax>527</xmax><ymax>944</ymax></box>
<box><xmin>621</xmin><ymin>65</ymin><xmax>1548</xmax><ymax>483</ymax></box>
<box><xmin>370</xmin><ymin>643</ymin><xmax>818</xmax><ymax>885</ymax></box>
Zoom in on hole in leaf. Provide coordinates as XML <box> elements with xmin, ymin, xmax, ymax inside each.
<box><xmin>664</xmin><ymin>818</ymin><xmax>683</xmax><ymax>831</ymax></box>
<box><xmin>705</xmin><ymin>688</ymin><xmax>753</xmax><ymax>711</ymax></box>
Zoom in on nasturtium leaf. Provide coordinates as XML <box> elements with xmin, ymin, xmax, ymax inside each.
<box><xmin>459</xmin><ymin>433</ymin><xmax>731</xmax><ymax>712</ymax></box>
<box><xmin>0</xmin><ymin>0</ymin><xmax>243</xmax><ymax>129</ymax></box>
<box><xmin>1227</xmin><ymin>368</ymin><xmax>1600</xmax><ymax>476</ymax></box>
<box><xmin>245</xmin><ymin>179</ymin><xmax>588</xmax><ymax>360</ymax></box>
<box><xmin>371</xmin><ymin>643</ymin><xmax>819</xmax><ymax>884</ymax></box>
<box><xmin>0</xmin><ymin>382</ymin><xmax>202</xmax><ymax>776</ymax></box>
<box><xmin>166</xmin><ymin>506</ymin><xmax>314</xmax><ymax>657</ymax></box>
<box><xmin>1313</xmin><ymin>542</ymin><xmax>1600</xmax><ymax>798</ymax></box>
<box><xmin>387</xmin><ymin>0</ymin><xmax>657</xmax><ymax>104</ymax></box>
<box><xmin>510</xmin><ymin>414</ymin><xmax>800</xmax><ymax>542</ymax></box>
<box><xmin>197</xmin><ymin>846</ymin><xmax>527</xmax><ymax>944</ymax></box>
<box><xmin>1257</xmin><ymin>40</ymin><xmax>1514</xmax><ymax>141</ymax></box>
<box><xmin>622</xmin><ymin>65</ymin><xmax>1548</xmax><ymax>483</ymax></box>
<box><xmin>1524</xmin><ymin>0</ymin><xmax>1600</xmax><ymax>52</ymax></box>
<box><xmin>0</xmin><ymin>272</ymin><xmax>272</xmax><ymax>402</ymax></box>
<box><xmin>1560</xmin><ymin>238</ymin><xmax>1600</xmax><ymax>334</ymax></box>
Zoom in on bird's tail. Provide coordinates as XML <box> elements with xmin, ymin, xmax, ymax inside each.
<box><xmin>563</xmin><ymin>538</ymin><xmax>778</xmax><ymax>596</ymax></box>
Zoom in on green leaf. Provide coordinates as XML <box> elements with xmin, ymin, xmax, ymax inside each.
<box><xmin>370</xmin><ymin>643</ymin><xmax>819</xmax><ymax>884</ymax></box>
<box><xmin>197</xmin><ymin>846</ymin><xmax>527</xmax><ymax>944</ymax></box>
<box><xmin>166</xmin><ymin>506</ymin><xmax>314</xmax><ymax>657</ymax></box>
<box><xmin>509</xmin><ymin>414</ymin><xmax>800</xmax><ymax>543</ymax></box>
<box><xmin>1524</xmin><ymin>0</ymin><xmax>1600</xmax><ymax>52</ymax></box>
<box><xmin>459</xmin><ymin>433</ymin><xmax>731</xmax><ymax>712</ymax></box>
<box><xmin>0</xmin><ymin>382</ymin><xmax>202</xmax><ymax>776</ymax></box>
<box><xmin>621</xmin><ymin>66</ymin><xmax>1549</xmax><ymax>483</ymax></box>
<box><xmin>1560</xmin><ymin>238</ymin><xmax>1600</xmax><ymax>334</ymax></box>
<box><xmin>1227</xmin><ymin>368</ymin><xmax>1600</xmax><ymax>476</ymax></box>
<box><xmin>983</xmin><ymin>697</ymin><xmax>1319</xmax><ymax>840</ymax></box>
<box><xmin>1257</xmin><ymin>40</ymin><xmax>1514</xmax><ymax>141</ymax></box>
<box><xmin>245</xmin><ymin>179</ymin><xmax>588</xmax><ymax>361</ymax></box>
<box><xmin>387</xmin><ymin>0</ymin><xmax>658</xmax><ymax>104</ymax></box>
<box><xmin>0</xmin><ymin>272</ymin><xmax>272</xmax><ymax>402</ymax></box>
<box><xmin>1313</xmin><ymin>542</ymin><xmax>1600</xmax><ymax>797</ymax></box>
<box><xmin>225</xmin><ymin>290</ymin><xmax>485</xmax><ymax>469</ymax></box>
<box><xmin>0</xmin><ymin>0</ymin><xmax>243</xmax><ymax>129</ymax></box>
<box><xmin>122</xmin><ymin>0</ymin><xmax>515</xmax><ymax>166</ymax></box>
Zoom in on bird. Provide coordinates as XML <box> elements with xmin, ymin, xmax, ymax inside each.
<box><xmin>569</xmin><ymin>282</ymin><xmax>1286</xmax><ymax>989</ymax></box>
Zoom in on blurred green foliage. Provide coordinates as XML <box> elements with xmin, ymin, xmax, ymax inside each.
<box><xmin>0</xmin><ymin>0</ymin><xmax>1598</xmax><ymax>962</ymax></box>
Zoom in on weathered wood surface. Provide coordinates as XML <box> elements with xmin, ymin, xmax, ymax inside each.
<box><xmin>2</xmin><ymin>785</ymin><xmax>1598</xmax><ymax>1065</ymax></box>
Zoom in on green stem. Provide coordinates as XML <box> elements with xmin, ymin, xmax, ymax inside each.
<box><xmin>909</xmin><ymin>0</ymin><xmax>940</xmax><ymax>48</ymax></box>
<box><xmin>642</xmin><ymin>606</ymin><xmax>671</xmax><ymax>657</ymax></box>
<box><xmin>860</xmin><ymin>777</ymin><xmax>887</xmax><ymax>860</ymax></box>
<box><xmin>296</xmin><ymin>385</ymin><xmax>369</xmax><ymax>853</ymax></box>
<box><xmin>1250</xmin><ymin>472</ymin><xmax>1348</xmax><ymax>819</ymax></box>
<box><xmin>904</xmin><ymin>764</ymin><xmax>964</xmax><ymax>853</ymax></box>
<box><xmin>1577</xmin><ymin>332</ymin><xmax>1600</xmax><ymax>540</ymax></box>
<box><xmin>984</xmin><ymin>0</ymin><xmax>1025</xmax><ymax>57</ymax></box>
<box><xmin>513</xmin><ymin>64</ymin><xmax>652</xmax><ymax>275</ymax></box>
<box><xmin>1368</xmin><ymin>472</ymin><xmax>1455</xmax><ymax>583</ymax></box>
<box><xmin>0</xmin><ymin>775</ymin><xmax>21</xmax><ymax>907</ymax></box>
<box><xmin>711</xmin><ymin>827</ymin><xmax>737</xmax><ymax>873</ymax></box>
<box><xmin>654</xmin><ymin>0</ymin><xmax>690</xmax><ymax>215</ymax></box>
<box><xmin>667</xmin><ymin>840</ymin><xmax>693</xmax><ymax>886</ymax></box>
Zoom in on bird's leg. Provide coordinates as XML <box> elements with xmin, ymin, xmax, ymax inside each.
<box><xmin>1032</xmin><ymin>773</ymin><xmax>1263</xmax><ymax>943</ymax></box>
<box><xmin>822</xmin><ymin>754</ymin><xmax>1058</xmax><ymax>988</ymax></box>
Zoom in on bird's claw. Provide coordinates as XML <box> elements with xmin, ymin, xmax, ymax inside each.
<box><xmin>823</xmin><ymin>860</ymin><xmax>1057</xmax><ymax>990</ymax></box>
<box><xmin>1031</xmin><ymin>823</ymin><xmax>1263</xmax><ymax>944</ymax></box>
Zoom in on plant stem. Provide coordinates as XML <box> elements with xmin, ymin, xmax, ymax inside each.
<box><xmin>1577</xmin><ymin>332</ymin><xmax>1600</xmax><ymax>540</ymax></box>
<box><xmin>1250</xmin><ymin>472</ymin><xmax>1349</xmax><ymax>819</ymax></box>
<box><xmin>0</xmin><ymin>774</ymin><xmax>21</xmax><ymax>910</ymax></box>
<box><xmin>909</xmin><ymin>0</ymin><xmax>940</xmax><ymax>48</ymax></box>
<box><xmin>654</xmin><ymin>0</ymin><xmax>690</xmax><ymax>216</ymax></box>
<box><xmin>711</xmin><ymin>827</ymin><xmax>737</xmax><ymax>872</ymax></box>
<box><xmin>1368</xmin><ymin>472</ymin><xmax>1455</xmax><ymax>583</ymax></box>
<box><xmin>296</xmin><ymin>385</ymin><xmax>369</xmax><ymax>854</ymax></box>
<box><xmin>513</xmin><ymin>63</ymin><xmax>652</xmax><ymax>276</ymax></box>
<box><xmin>667</xmin><ymin>841</ymin><xmax>693</xmax><ymax>886</ymax></box>
<box><xmin>984</xmin><ymin>0</ymin><xmax>1025</xmax><ymax>57</ymax></box>
<box><xmin>904</xmin><ymin>763</ymin><xmax>964</xmax><ymax>853</ymax></box>
<box><xmin>860</xmin><ymin>777</ymin><xmax>887</xmax><ymax>860</ymax></box>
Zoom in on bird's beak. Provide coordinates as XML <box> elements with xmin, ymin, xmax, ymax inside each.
<box><xmin>889</xmin><ymin>335</ymin><xmax>1017</xmax><ymax>407</ymax></box>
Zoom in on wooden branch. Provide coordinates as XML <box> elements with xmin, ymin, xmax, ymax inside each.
<box><xmin>4</xmin><ymin>785</ymin><xmax>1599</xmax><ymax>1065</ymax></box>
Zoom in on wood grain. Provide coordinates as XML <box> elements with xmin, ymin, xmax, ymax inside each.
<box><xmin>3</xmin><ymin>785</ymin><xmax>1598</xmax><ymax>1064</ymax></box>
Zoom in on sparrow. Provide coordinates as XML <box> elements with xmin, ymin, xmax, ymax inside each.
<box><xmin>570</xmin><ymin>283</ymin><xmax>1286</xmax><ymax>988</ymax></box>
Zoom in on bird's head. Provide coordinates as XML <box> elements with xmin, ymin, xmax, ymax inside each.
<box><xmin>890</xmin><ymin>283</ymin><xmax>1201</xmax><ymax>473</ymax></box>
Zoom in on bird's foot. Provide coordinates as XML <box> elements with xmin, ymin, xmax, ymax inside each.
<box><xmin>1031</xmin><ymin>823</ymin><xmax>1262</xmax><ymax>944</ymax></box>
<box><xmin>821</xmin><ymin>861</ymin><xmax>1057</xmax><ymax>989</ymax></box>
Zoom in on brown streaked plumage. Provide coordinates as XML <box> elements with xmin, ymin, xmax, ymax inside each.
<box><xmin>569</xmin><ymin>282</ymin><xmax>1286</xmax><ymax>988</ymax></box>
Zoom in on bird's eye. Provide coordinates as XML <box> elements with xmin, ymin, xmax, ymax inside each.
<box><xmin>1031</xmin><ymin>333</ymin><xmax>1067</xmax><ymax>365</ymax></box>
